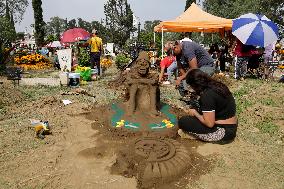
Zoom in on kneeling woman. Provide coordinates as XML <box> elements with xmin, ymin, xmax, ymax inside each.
<box><xmin>178</xmin><ymin>69</ymin><xmax>238</xmax><ymax>143</ymax></box>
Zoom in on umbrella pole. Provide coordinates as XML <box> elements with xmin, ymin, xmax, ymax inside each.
<box><xmin>162</xmin><ymin>28</ymin><xmax>164</xmax><ymax>58</ymax></box>
<box><xmin>234</xmin><ymin>56</ymin><xmax>238</xmax><ymax>79</ymax></box>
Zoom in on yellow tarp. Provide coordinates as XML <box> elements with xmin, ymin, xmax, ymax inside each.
<box><xmin>154</xmin><ymin>3</ymin><xmax>232</xmax><ymax>33</ymax></box>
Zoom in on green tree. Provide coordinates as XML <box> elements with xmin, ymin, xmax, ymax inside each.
<box><xmin>204</xmin><ymin>0</ymin><xmax>284</xmax><ymax>38</ymax></box>
<box><xmin>185</xmin><ymin>0</ymin><xmax>195</xmax><ymax>11</ymax></box>
<box><xmin>0</xmin><ymin>0</ymin><xmax>28</xmax><ymax>22</ymax></box>
<box><xmin>67</xmin><ymin>19</ymin><xmax>77</xmax><ymax>29</ymax></box>
<box><xmin>259</xmin><ymin>0</ymin><xmax>284</xmax><ymax>37</ymax></box>
<box><xmin>45</xmin><ymin>16</ymin><xmax>66</xmax><ymax>40</ymax></box>
<box><xmin>77</xmin><ymin>18</ymin><xmax>92</xmax><ymax>32</ymax></box>
<box><xmin>4</xmin><ymin>0</ymin><xmax>15</xmax><ymax>40</ymax></box>
<box><xmin>45</xmin><ymin>34</ymin><xmax>56</xmax><ymax>43</ymax></box>
<box><xmin>140</xmin><ymin>20</ymin><xmax>161</xmax><ymax>47</ymax></box>
<box><xmin>32</xmin><ymin>0</ymin><xmax>45</xmax><ymax>46</ymax></box>
<box><xmin>104</xmin><ymin>0</ymin><xmax>134</xmax><ymax>47</ymax></box>
<box><xmin>204</xmin><ymin>0</ymin><xmax>261</xmax><ymax>19</ymax></box>
<box><xmin>10</xmin><ymin>12</ymin><xmax>16</xmax><ymax>37</ymax></box>
<box><xmin>5</xmin><ymin>0</ymin><xmax>10</xmax><ymax>20</ymax></box>
<box><xmin>0</xmin><ymin>16</ymin><xmax>15</xmax><ymax>70</ymax></box>
<box><xmin>16</xmin><ymin>32</ymin><xmax>25</xmax><ymax>40</ymax></box>
<box><xmin>139</xmin><ymin>20</ymin><xmax>181</xmax><ymax>56</ymax></box>
<box><xmin>91</xmin><ymin>20</ymin><xmax>109</xmax><ymax>42</ymax></box>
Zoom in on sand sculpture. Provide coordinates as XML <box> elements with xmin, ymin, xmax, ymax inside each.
<box><xmin>124</xmin><ymin>51</ymin><xmax>159</xmax><ymax>116</ymax></box>
<box><xmin>103</xmin><ymin>51</ymin><xmax>178</xmax><ymax>138</ymax></box>
<box><xmin>111</xmin><ymin>137</ymin><xmax>190</xmax><ymax>188</ymax></box>
<box><xmin>86</xmin><ymin>51</ymin><xmax>191</xmax><ymax>188</ymax></box>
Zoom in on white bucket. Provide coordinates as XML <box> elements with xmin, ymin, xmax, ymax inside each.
<box><xmin>69</xmin><ymin>73</ymin><xmax>80</xmax><ymax>78</ymax></box>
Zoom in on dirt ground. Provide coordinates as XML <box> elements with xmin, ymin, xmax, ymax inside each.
<box><xmin>0</xmin><ymin>68</ymin><xmax>283</xmax><ymax>189</ymax></box>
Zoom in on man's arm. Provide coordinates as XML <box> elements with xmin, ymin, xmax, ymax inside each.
<box><xmin>99</xmin><ymin>39</ymin><xmax>104</xmax><ymax>54</ymax></box>
<box><xmin>176</xmin><ymin>57</ymin><xmax>198</xmax><ymax>84</ymax></box>
<box><xmin>177</xmin><ymin>59</ymin><xmax>186</xmax><ymax>75</ymax></box>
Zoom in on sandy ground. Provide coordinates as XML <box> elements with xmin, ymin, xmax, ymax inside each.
<box><xmin>0</xmin><ymin>68</ymin><xmax>284</xmax><ymax>189</ymax></box>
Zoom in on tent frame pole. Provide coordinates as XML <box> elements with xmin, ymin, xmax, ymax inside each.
<box><xmin>162</xmin><ymin>27</ymin><xmax>164</xmax><ymax>57</ymax></box>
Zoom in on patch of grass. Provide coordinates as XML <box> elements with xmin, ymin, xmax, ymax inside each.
<box><xmin>235</xmin><ymin>98</ymin><xmax>254</xmax><ymax>115</ymax></box>
<box><xmin>261</xmin><ymin>98</ymin><xmax>277</xmax><ymax>107</ymax></box>
<box><xmin>233</xmin><ymin>86</ymin><xmax>250</xmax><ymax>98</ymax></box>
<box><xmin>0</xmin><ymin>102</ymin><xmax>6</xmax><ymax>116</ymax></box>
<box><xmin>22</xmin><ymin>70</ymin><xmax>60</xmax><ymax>79</ymax></box>
<box><xmin>20</xmin><ymin>85</ymin><xmax>64</xmax><ymax>101</ymax></box>
<box><xmin>255</xmin><ymin>120</ymin><xmax>279</xmax><ymax>134</ymax></box>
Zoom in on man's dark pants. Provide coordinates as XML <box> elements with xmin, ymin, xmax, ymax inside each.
<box><xmin>90</xmin><ymin>52</ymin><xmax>101</xmax><ymax>75</ymax></box>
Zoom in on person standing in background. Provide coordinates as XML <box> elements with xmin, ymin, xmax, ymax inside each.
<box><xmin>86</xmin><ymin>29</ymin><xmax>103</xmax><ymax>75</ymax></box>
<box><xmin>158</xmin><ymin>42</ymin><xmax>177</xmax><ymax>84</ymax></box>
<box><xmin>233</xmin><ymin>39</ymin><xmax>258</xmax><ymax>80</ymax></box>
<box><xmin>181</xmin><ymin>32</ymin><xmax>193</xmax><ymax>43</ymax></box>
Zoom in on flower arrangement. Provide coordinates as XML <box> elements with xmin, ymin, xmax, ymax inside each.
<box><xmin>162</xmin><ymin>119</ymin><xmax>174</xmax><ymax>128</ymax></box>
<box><xmin>75</xmin><ymin>65</ymin><xmax>92</xmax><ymax>81</ymax></box>
<box><xmin>75</xmin><ymin>65</ymin><xmax>91</xmax><ymax>72</ymax></box>
<box><xmin>14</xmin><ymin>54</ymin><xmax>52</xmax><ymax>70</ymax></box>
<box><xmin>100</xmin><ymin>57</ymin><xmax>113</xmax><ymax>69</ymax></box>
<box><xmin>278</xmin><ymin>64</ymin><xmax>284</xmax><ymax>69</ymax></box>
<box><xmin>116</xmin><ymin>120</ymin><xmax>125</xmax><ymax>128</ymax></box>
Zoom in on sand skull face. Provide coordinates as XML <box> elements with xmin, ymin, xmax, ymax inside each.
<box><xmin>137</xmin><ymin>59</ymin><xmax>150</xmax><ymax>75</ymax></box>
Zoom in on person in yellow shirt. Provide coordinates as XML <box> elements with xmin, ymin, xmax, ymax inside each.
<box><xmin>87</xmin><ymin>29</ymin><xmax>103</xmax><ymax>75</ymax></box>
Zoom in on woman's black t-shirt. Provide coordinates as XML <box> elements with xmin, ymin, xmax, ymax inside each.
<box><xmin>199</xmin><ymin>88</ymin><xmax>236</xmax><ymax>120</ymax></box>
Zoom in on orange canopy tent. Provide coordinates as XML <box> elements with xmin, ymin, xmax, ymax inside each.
<box><xmin>154</xmin><ymin>3</ymin><xmax>232</xmax><ymax>33</ymax></box>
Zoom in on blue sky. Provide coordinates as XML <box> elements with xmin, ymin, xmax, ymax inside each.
<box><xmin>16</xmin><ymin>0</ymin><xmax>188</xmax><ymax>33</ymax></box>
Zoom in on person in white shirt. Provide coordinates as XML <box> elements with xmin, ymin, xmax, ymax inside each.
<box><xmin>181</xmin><ymin>32</ymin><xmax>192</xmax><ymax>43</ymax></box>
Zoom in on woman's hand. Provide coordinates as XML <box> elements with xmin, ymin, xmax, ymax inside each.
<box><xmin>185</xmin><ymin>108</ymin><xmax>197</xmax><ymax>117</ymax></box>
<box><xmin>175</xmin><ymin>76</ymin><xmax>183</xmax><ymax>86</ymax></box>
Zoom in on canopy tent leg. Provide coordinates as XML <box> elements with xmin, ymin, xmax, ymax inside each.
<box><xmin>162</xmin><ymin>28</ymin><xmax>164</xmax><ymax>57</ymax></box>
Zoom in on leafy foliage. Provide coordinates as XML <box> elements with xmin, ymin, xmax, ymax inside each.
<box><xmin>32</xmin><ymin>0</ymin><xmax>45</xmax><ymax>46</ymax></box>
<box><xmin>0</xmin><ymin>17</ymin><xmax>16</xmax><ymax>43</ymax></box>
<box><xmin>104</xmin><ymin>0</ymin><xmax>135</xmax><ymax>48</ymax></box>
<box><xmin>45</xmin><ymin>16</ymin><xmax>66</xmax><ymax>40</ymax></box>
<box><xmin>91</xmin><ymin>20</ymin><xmax>110</xmax><ymax>43</ymax></box>
<box><xmin>139</xmin><ymin>20</ymin><xmax>181</xmax><ymax>56</ymax></box>
<box><xmin>78</xmin><ymin>47</ymin><xmax>90</xmax><ymax>67</ymax></box>
<box><xmin>258</xmin><ymin>0</ymin><xmax>284</xmax><ymax>37</ymax></box>
<box><xmin>45</xmin><ymin>34</ymin><xmax>57</xmax><ymax>43</ymax></box>
<box><xmin>185</xmin><ymin>0</ymin><xmax>195</xmax><ymax>11</ymax></box>
<box><xmin>0</xmin><ymin>0</ymin><xmax>28</xmax><ymax>23</ymax></box>
<box><xmin>0</xmin><ymin>16</ymin><xmax>15</xmax><ymax>70</ymax></box>
<box><xmin>115</xmin><ymin>53</ymin><xmax>130</xmax><ymax>70</ymax></box>
<box><xmin>67</xmin><ymin>19</ymin><xmax>77</xmax><ymax>29</ymax></box>
<box><xmin>204</xmin><ymin>0</ymin><xmax>284</xmax><ymax>38</ymax></box>
<box><xmin>77</xmin><ymin>18</ymin><xmax>92</xmax><ymax>32</ymax></box>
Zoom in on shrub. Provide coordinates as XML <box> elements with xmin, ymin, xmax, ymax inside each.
<box><xmin>78</xmin><ymin>47</ymin><xmax>90</xmax><ymax>67</ymax></box>
<box><xmin>115</xmin><ymin>54</ymin><xmax>131</xmax><ymax>70</ymax></box>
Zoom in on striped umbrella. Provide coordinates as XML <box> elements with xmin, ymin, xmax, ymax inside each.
<box><xmin>232</xmin><ymin>13</ymin><xmax>279</xmax><ymax>47</ymax></box>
